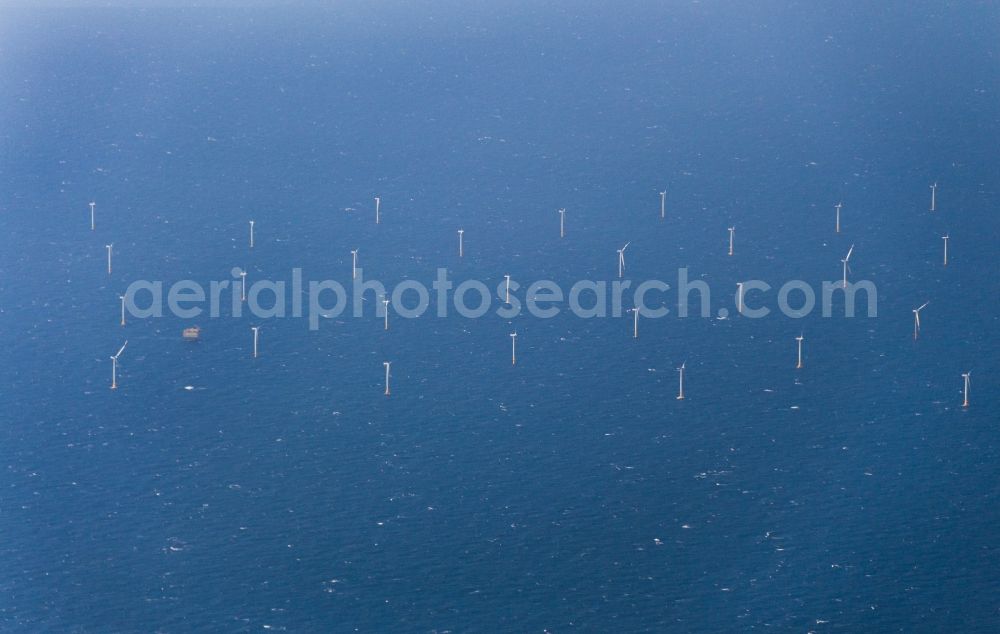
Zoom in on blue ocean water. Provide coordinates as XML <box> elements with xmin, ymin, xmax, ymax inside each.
<box><xmin>2</xmin><ymin>2</ymin><xmax>999</xmax><ymax>631</ymax></box>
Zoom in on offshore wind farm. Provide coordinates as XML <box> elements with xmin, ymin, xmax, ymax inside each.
<box><xmin>2</xmin><ymin>2</ymin><xmax>999</xmax><ymax>632</ymax></box>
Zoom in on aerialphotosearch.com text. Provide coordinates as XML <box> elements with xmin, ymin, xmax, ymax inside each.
<box><xmin>122</xmin><ymin>267</ymin><xmax>878</xmax><ymax>330</ymax></box>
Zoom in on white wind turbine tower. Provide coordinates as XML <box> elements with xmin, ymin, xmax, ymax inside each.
<box><xmin>617</xmin><ymin>242</ymin><xmax>631</xmax><ymax>279</ymax></box>
<box><xmin>458</xmin><ymin>229</ymin><xmax>464</xmax><ymax>258</ymax></box>
<box><xmin>835</xmin><ymin>202</ymin><xmax>843</xmax><ymax>233</ymax></box>
<box><xmin>728</xmin><ymin>226</ymin><xmax>735</xmax><ymax>256</ymax></box>
<box><xmin>942</xmin><ymin>234</ymin><xmax>949</xmax><ymax>266</ymax></box>
<box><xmin>119</xmin><ymin>294</ymin><xmax>126</xmax><ymax>327</ymax></box>
<box><xmin>374</xmin><ymin>196</ymin><xmax>381</xmax><ymax>224</ymax></box>
<box><xmin>912</xmin><ymin>301</ymin><xmax>929</xmax><ymax>340</ymax></box>
<box><xmin>105</xmin><ymin>244</ymin><xmax>113</xmax><ymax>275</ymax></box>
<box><xmin>249</xmin><ymin>220</ymin><xmax>255</xmax><ymax>248</ymax></box>
<box><xmin>89</xmin><ymin>202</ymin><xmax>96</xmax><ymax>231</ymax></box>
<box><xmin>841</xmin><ymin>244</ymin><xmax>855</xmax><ymax>289</ymax></box>
<box><xmin>382</xmin><ymin>296</ymin><xmax>390</xmax><ymax>330</ymax></box>
<box><xmin>351</xmin><ymin>249</ymin><xmax>359</xmax><ymax>280</ymax></box>
<box><xmin>240</xmin><ymin>269</ymin><xmax>248</xmax><ymax>302</ymax></box>
<box><xmin>659</xmin><ymin>190</ymin><xmax>666</xmax><ymax>220</ymax></box>
<box><xmin>962</xmin><ymin>371</ymin><xmax>971</xmax><ymax>408</ymax></box>
<box><xmin>384</xmin><ymin>361</ymin><xmax>391</xmax><ymax>396</ymax></box>
<box><xmin>795</xmin><ymin>333</ymin><xmax>804</xmax><ymax>369</ymax></box>
<box><xmin>676</xmin><ymin>362</ymin><xmax>686</xmax><ymax>400</ymax></box>
<box><xmin>930</xmin><ymin>182</ymin><xmax>937</xmax><ymax>211</ymax></box>
<box><xmin>510</xmin><ymin>331</ymin><xmax>517</xmax><ymax>366</ymax></box>
<box><xmin>110</xmin><ymin>340</ymin><xmax>128</xmax><ymax>390</ymax></box>
<box><xmin>504</xmin><ymin>275</ymin><xmax>511</xmax><ymax>304</ymax></box>
<box><xmin>629</xmin><ymin>307</ymin><xmax>639</xmax><ymax>339</ymax></box>
<box><xmin>736</xmin><ymin>282</ymin><xmax>744</xmax><ymax>315</ymax></box>
<box><xmin>558</xmin><ymin>208</ymin><xmax>566</xmax><ymax>238</ymax></box>
<box><xmin>251</xmin><ymin>326</ymin><xmax>260</xmax><ymax>358</ymax></box>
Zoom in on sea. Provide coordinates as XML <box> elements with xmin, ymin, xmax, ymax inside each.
<box><xmin>1</xmin><ymin>2</ymin><xmax>999</xmax><ymax>631</ymax></box>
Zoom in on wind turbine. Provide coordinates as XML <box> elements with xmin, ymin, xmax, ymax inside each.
<box><xmin>912</xmin><ymin>301</ymin><xmax>929</xmax><ymax>340</ymax></box>
<box><xmin>105</xmin><ymin>244</ymin><xmax>113</xmax><ymax>275</ymax></box>
<box><xmin>384</xmin><ymin>361</ymin><xmax>391</xmax><ymax>396</ymax></box>
<box><xmin>841</xmin><ymin>244</ymin><xmax>855</xmax><ymax>289</ymax></box>
<box><xmin>89</xmin><ymin>202</ymin><xmax>96</xmax><ymax>231</ymax></box>
<box><xmin>504</xmin><ymin>275</ymin><xmax>511</xmax><ymax>304</ymax></box>
<box><xmin>617</xmin><ymin>242</ymin><xmax>631</xmax><ymax>278</ymax></box>
<box><xmin>351</xmin><ymin>249</ymin><xmax>359</xmax><ymax>280</ymax></box>
<box><xmin>458</xmin><ymin>229</ymin><xmax>464</xmax><ymax>258</ymax></box>
<box><xmin>962</xmin><ymin>371</ymin><xmax>971</xmax><ymax>408</ymax></box>
<box><xmin>382</xmin><ymin>296</ymin><xmax>390</xmax><ymax>330</ymax></box>
<box><xmin>375</xmin><ymin>196</ymin><xmax>381</xmax><ymax>224</ymax></box>
<box><xmin>835</xmin><ymin>202</ymin><xmax>843</xmax><ymax>233</ymax></box>
<box><xmin>249</xmin><ymin>220</ymin><xmax>255</xmax><ymax>248</ymax></box>
<box><xmin>119</xmin><ymin>294</ymin><xmax>126</xmax><ymax>327</ymax></box>
<box><xmin>795</xmin><ymin>333</ymin><xmax>804</xmax><ymax>369</ymax></box>
<box><xmin>930</xmin><ymin>182</ymin><xmax>937</xmax><ymax>211</ymax></box>
<box><xmin>558</xmin><ymin>208</ymin><xmax>566</xmax><ymax>238</ymax></box>
<box><xmin>629</xmin><ymin>307</ymin><xmax>640</xmax><ymax>338</ymax></box>
<box><xmin>240</xmin><ymin>269</ymin><xmax>248</xmax><ymax>302</ymax></box>
<box><xmin>510</xmin><ymin>331</ymin><xmax>517</xmax><ymax>366</ymax></box>
<box><xmin>942</xmin><ymin>234</ymin><xmax>949</xmax><ymax>266</ymax></box>
<box><xmin>110</xmin><ymin>340</ymin><xmax>128</xmax><ymax>390</ymax></box>
<box><xmin>676</xmin><ymin>362</ymin><xmax>686</xmax><ymax>400</ymax></box>
<box><xmin>728</xmin><ymin>226</ymin><xmax>735</xmax><ymax>256</ymax></box>
<box><xmin>737</xmin><ymin>282</ymin><xmax>744</xmax><ymax>315</ymax></box>
<box><xmin>659</xmin><ymin>190</ymin><xmax>666</xmax><ymax>220</ymax></box>
<box><xmin>251</xmin><ymin>326</ymin><xmax>260</xmax><ymax>358</ymax></box>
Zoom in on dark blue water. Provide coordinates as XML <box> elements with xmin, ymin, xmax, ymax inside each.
<box><xmin>3</xmin><ymin>3</ymin><xmax>999</xmax><ymax>631</ymax></box>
